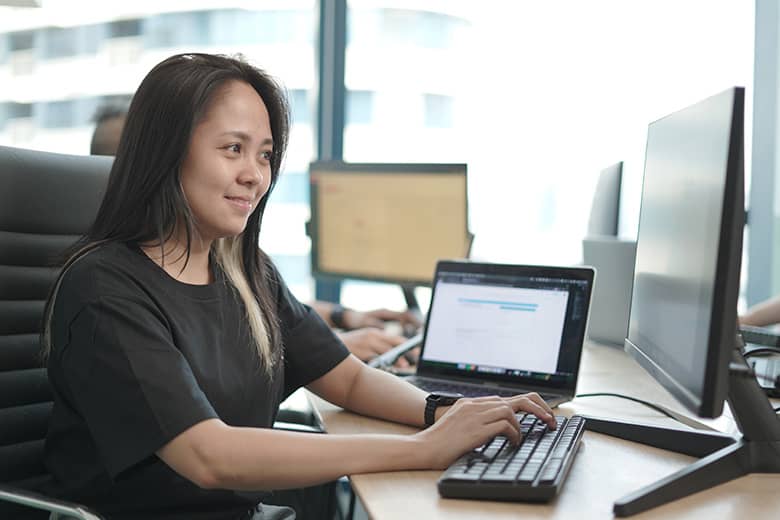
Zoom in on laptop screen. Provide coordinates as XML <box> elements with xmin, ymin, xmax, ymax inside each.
<box><xmin>418</xmin><ymin>261</ymin><xmax>594</xmax><ymax>391</ymax></box>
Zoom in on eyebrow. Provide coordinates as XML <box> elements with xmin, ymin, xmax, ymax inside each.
<box><xmin>219</xmin><ymin>130</ymin><xmax>273</xmax><ymax>146</ymax></box>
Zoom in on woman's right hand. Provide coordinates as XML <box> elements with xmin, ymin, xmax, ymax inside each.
<box><xmin>414</xmin><ymin>393</ymin><xmax>556</xmax><ymax>470</ymax></box>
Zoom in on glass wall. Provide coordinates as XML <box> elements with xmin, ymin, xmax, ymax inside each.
<box><xmin>0</xmin><ymin>0</ymin><xmax>317</xmax><ymax>300</ymax></box>
<box><xmin>0</xmin><ymin>0</ymin><xmax>757</xmax><ymax>311</ymax></box>
<box><xmin>341</xmin><ymin>0</ymin><xmax>754</xmax><ymax>311</ymax></box>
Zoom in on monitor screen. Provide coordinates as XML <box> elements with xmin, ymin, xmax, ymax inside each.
<box><xmin>587</xmin><ymin>161</ymin><xmax>623</xmax><ymax>237</ymax></box>
<box><xmin>309</xmin><ymin>162</ymin><xmax>470</xmax><ymax>285</ymax></box>
<box><xmin>625</xmin><ymin>87</ymin><xmax>744</xmax><ymax>418</ymax></box>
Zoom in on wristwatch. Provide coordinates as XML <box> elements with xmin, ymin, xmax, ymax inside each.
<box><xmin>330</xmin><ymin>304</ymin><xmax>348</xmax><ymax>329</ymax></box>
<box><xmin>424</xmin><ymin>392</ymin><xmax>463</xmax><ymax>427</ymax></box>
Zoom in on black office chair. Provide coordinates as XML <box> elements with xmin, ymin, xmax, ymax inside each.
<box><xmin>0</xmin><ymin>145</ymin><xmax>111</xmax><ymax>519</ymax></box>
<box><xmin>0</xmin><ymin>145</ymin><xmax>339</xmax><ymax>520</ymax></box>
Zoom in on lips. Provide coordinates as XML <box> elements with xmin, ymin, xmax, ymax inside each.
<box><xmin>225</xmin><ymin>196</ymin><xmax>253</xmax><ymax>211</ymax></box>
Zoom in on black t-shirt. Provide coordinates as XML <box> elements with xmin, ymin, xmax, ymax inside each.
<box><xmin>43</xmin><ymin>242</ymin><xmax>349</xmax><ymax>519</ymax></box>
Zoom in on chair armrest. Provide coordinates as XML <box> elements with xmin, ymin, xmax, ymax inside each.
<box><xmin>272</xmin><ymin>421</ymin><xmax>325</xmax><ymax>434</ymax></box>
<box><xmin>0</xmin><ymin>484</ymin><xmax>103</xmax><ymax>520</ymax></box>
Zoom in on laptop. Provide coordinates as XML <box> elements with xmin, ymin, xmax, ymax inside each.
<box><xmin>404</xmin><ymin>260</ymin><xmax>595</xmax><ymax>407</ymax></box>
<box><xmin>581</xmin><ymin>237</ymin><xmax>636</xmax><ymax>346</ymax></box>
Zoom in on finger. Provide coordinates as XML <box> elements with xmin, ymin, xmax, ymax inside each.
<box><xmin>522</xmin><ymin>392</ymin><xmax>554</xmax><ymax>414</ymax></box>
<box><xmin>478</xmin><ymin>402</ymin><xmax>521</xmax><ymax>432</ymax></box>
<box><xmin>394</xmin><ymin>356</ymin><xmax>410</xmax><ymax>368</ymax></box>
<box><xmin>482</xmin><ymin>417</ymin><xmax>522</xmax><ymax>445</ymax></box>
<box><xmin>364</xmin><ymin>317</ymin><xmax>386</xmax><ymax>329</ymax></box>
<box><xmin>400</xmin><ymin>311</ymin><xmax>423</xmax><ymax>327</ymax></box>
<box><xmin>365</xmin><ymin>332</ymin><xmax>405</xmax><ymax>354</ymax></box>
<box><xmin>383</xmin><ymin>334</ymin><xmax>406</xmax><ymax>346</ymax></box>
<box><xmin>365</xmin><ymin>328</ymin><xmax>405</xmax><ymax>345</ymax></box>
<box><xmin>508</xmin><ymin>393</ymin><xmax>554</xmax><ymax>416</ymax></box>
<box><xmin>367</xmin><ymin>309</ymin><xmax>400</xmax><ymax>321</ymax></box>
<box><xmin>515</xmin><ymin>393</ymin><xmax>556</xmax><ymax>428</ymax></box>
<box><xmin>512</xmin><ymin>397</ymin><xmax>556</xmax><ymax>429</ymax></box>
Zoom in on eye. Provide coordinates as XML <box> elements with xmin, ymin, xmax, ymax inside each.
<box><xmin>260</xmin><ymin>150</ymin><xmax>273</xmax><ymax>162</ymax></box>
<box><xmin>226</xmin><ymin>143</ymin><xmax>242</xmax><ymax>154</ymax></box>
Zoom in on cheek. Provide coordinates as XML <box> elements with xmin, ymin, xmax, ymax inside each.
<box><xmin>259</xmin><ymin>170</ymin><xmax>273</xmax><ymax>197</ymax></box>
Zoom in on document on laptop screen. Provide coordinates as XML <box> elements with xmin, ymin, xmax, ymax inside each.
<box><xmin>423</xmin><ymin>281</ymin><xmax>569</xmax><ymax>374</ymax></box>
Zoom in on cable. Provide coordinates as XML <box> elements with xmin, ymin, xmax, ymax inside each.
<box><xmin>575</xmin><ymin>393</ymin><xmax>678</xmax><ymax>421</ymax></box>
<box><xmin>743</xmin><ymin>347</ymin><xmax>780</xmax><ymax>358</ymax></box>
<box><xmin>574</xmin><ymin>392</ymin><xmax>718</xmax><ymax>431</ymax></box>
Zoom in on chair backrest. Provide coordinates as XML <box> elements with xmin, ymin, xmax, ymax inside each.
<box><xmin>0</xmin><ymin>146</ymin><xmax>111</xmax><ymax>488</ymax></box>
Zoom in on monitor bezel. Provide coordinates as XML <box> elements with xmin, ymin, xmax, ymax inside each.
<box><xmin>308</xmin><ymin>161</ymin><xmax>470</xmax><ymax>286</ymax></box>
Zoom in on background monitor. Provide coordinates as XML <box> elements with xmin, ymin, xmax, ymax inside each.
<box><xmin>586</xmin><ymin>161</ymin><xmax>623</xmax><ymax>237</ymax></box>
<box><xmin>309</xmin><ymin>161</ymin><xmax>470</xmax><ymax>286</ymax></box>
<box><xmin>582</xmin><ymin>236</ymin><xmax>636</xmax><ymax>347</ymax></box>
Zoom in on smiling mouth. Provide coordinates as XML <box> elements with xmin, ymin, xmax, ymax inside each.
<box><xmin>225</xmin><ymin>196</ymin><xmax>253</xmax><ymax>211</ymax></box>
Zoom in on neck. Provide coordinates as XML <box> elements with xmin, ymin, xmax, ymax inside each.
<box><xmin>141</xmin><ymin>236</ymin><xmax>213</xmax><ymax>285</ymax></box>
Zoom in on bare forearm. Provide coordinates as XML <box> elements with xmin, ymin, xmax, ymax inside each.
<box><xmin>340</xmin><ymin>364</ymin><xmax>428</xmax><ymax>427</ymax></box>
<box><xmin>308</xmin><ymin>357</ymin><xmax>442</xmax><ymax>428</ymax></box>
<box><xmin>741</xmin><ymin>296</ymin><xmax>780</xmax><ymax>327</ymax></box>
<box><xmin>207</xmin><ymin>426</ymin><xmax>428</xmax><ymax>490</ymax></box>
<box><xmin>309</xmin><ymin>301</ymin><xmax>335</xmax><ymax>326</ymax></box>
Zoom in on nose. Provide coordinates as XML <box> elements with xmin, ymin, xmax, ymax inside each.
<box><xmin>238</xmin><ymin>156</ymin><xmax>264</xmax><ymax>187</ymax></box>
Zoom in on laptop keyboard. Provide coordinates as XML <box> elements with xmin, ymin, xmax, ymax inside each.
<box><xmin>411</xmin><ymin>378</ymin><xmax>556</xmax><ymax>401</ymax></box>
<box><xmin>438</xmin><ymin>414</ymin><xmax>585</xmax><ymax>502</ymax></box>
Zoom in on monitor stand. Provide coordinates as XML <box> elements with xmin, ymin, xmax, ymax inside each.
<box><xmin>582</xmin><ymin>346</ymin><xmax>780</xmax><ymax>516</ymax></box>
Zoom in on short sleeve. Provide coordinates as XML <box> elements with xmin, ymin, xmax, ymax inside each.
<box><xmin>57</xmin><ymin>295</ymin><xmax>218</xmax><ymax>478</ymax></box>
<box><xmin>269</xmin><ymin>267</ymin><xmax>350</xmax><ymax>396</ymax></box>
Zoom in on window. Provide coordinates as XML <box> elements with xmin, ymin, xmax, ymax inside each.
<box><xmin>0</xmin><ymin>4</ymin><xmax>318</xmax><ymax>297</ymax></box>
<box><xmin>423</xmin><ymin>94</ymin><xmax>453</xmax><ymax>128</ymax></box>
<box><xmin>144</xmin><ymin>11</ymin><xmax>211</xmax><ymax>48</ymax></box>
<box><xmin>7</xmin><ymin>102</ymin><xmax>33</xmax><ymax>119</ymax></box>
<box><xmin>342</xmin><ymin>0</ymin><xmax>753</xmax><ymax>311</ymax></box>
<box><xmin>347</xmin><ymin>90</ymin><xmax>373</xmax><ymax>125</ymax></box>
<box><xmin>42</xmin><ymin>27</ymin><xmax>79</xmax><ymax>58</ymax></box>
<box><xmin>110</xmin><ymin>19</ymin><xmax>141</xmax><ymax>38</ymax></box>
<box><xmin>272</xmin><ymin>171</ymin><xmax>309</xmax><ymax>204</ymax></box>
<box><xmin>211</xmin><ymin>9</ymin><xmax>311</xmax><ymax>45</ymax></box>
<box><xmin>38</xmin><ymin>100</ymin><xmax>75</xmax><ymax>128</ymax></box>
<box><xmin>289</xmin><ymin>89</ymin><xmax>310</xmax><ymax>125</ymax></box>
<box><xmin>9</xmin><ymin>31</ymin><xmax>34</xmax><ymax>51</ymax></box>
<box><xmin>345</xmin><ymin>0</ymin><xmax>754</xmax><ymax>268</ymax></box>
<box><xmin>38</xmin><ymin>97</ymin><xmax>99</xmax><ymax>128</ymax></box>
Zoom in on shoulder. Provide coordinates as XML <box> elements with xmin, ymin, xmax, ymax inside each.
<box><xmin>60</xmin><ymin>242</ymin><xmax>150</xmax><ymax>303</ymax></box>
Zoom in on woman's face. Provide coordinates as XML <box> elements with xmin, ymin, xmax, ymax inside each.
<box><xmin>180</xmin><ymin>80</ymin><xmax>273</xmax><ymax>243</ymax></box>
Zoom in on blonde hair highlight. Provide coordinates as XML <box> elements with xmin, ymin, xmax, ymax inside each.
<box><xmin>214</xmin><ymin>236</ymin><xmax>275</xmax><ymax>376</ymax></box>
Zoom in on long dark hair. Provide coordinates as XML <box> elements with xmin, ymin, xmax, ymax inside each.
<box><xmin>43</xmin><ymin>53</ymin><xmax>289</xmax><ymax>373</ymax></box>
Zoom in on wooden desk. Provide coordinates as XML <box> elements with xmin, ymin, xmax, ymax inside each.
<box><xmin>309</xmin><ymin>343</ymin><xmax>780</xmax><ymax>519</ymax></box>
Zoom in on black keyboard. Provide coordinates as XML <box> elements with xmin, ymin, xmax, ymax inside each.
<box><xmin>438</xmin><ymin>414</ymin><xmax>585</xmax><ymax>502</ymax></box>
<box><xmin>740</xmin><ymin>325</ymin><xmax>780</xmax><ymax>347</ymax></box>
<box><xmin>410</xmin><ymin>378</ymin><xmax>556</xmax><ymax>401</ymax></box>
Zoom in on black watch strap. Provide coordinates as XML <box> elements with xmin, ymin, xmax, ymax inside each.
<box><xmin>424</xmin><ymin>392</ymin><xmax>462</xmax><ymax>427</ymax></box>
<box><xmin>330</xmin><ymin>304</ymin><xmax>347</xmax><ymax>329</ymax></box>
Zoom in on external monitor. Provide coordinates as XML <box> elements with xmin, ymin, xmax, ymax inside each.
<box><xmin>586</xmin><ymin>161</ymin><xmax>623</xmax><ymax>237</ymax></box>
<box><xmin>308</xmin><ymin>161</ymin><xmax>470</xmax><ymax>286</ymax></box>
<box><xmin>586</xmin><ymin>87</ymin><xmax>780</xmax><ymax>516</ymax></box>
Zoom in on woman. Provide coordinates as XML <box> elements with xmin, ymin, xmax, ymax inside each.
<box><xmin>43</xmin><ymin>53</ymin><xmax>556</xmax><ymax>520</ymax></box>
